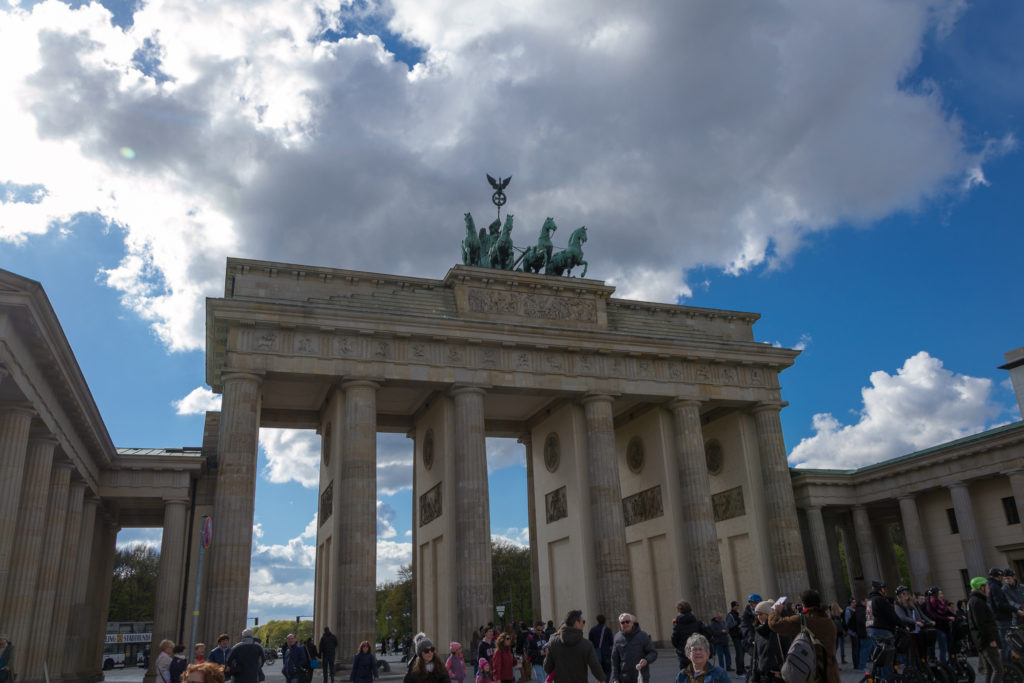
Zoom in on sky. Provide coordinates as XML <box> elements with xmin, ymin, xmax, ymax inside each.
<box><xmin>1</xmin><ymin>0</ymin><xmax>1022</xmax><ymax>622</ymax></box>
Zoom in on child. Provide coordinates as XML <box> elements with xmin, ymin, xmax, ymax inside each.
<box><xmin>446</xmin><ymin>643</ymin><xmax>466</xmax><ymax>683</ymax></box>
<box><xmin>476</xmin><ymin>659</ymin><xmax>492</xmax><ymax>683</ymax></box>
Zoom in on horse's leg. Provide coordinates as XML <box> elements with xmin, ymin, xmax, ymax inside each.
<box><xmin>580</xmin><ymin>260</ymin><xmax>588</xmax><ymax>278</ymax></box>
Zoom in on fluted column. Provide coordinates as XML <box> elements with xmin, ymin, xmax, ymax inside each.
<box><xmin>2</xmin><ymin>435</ymin><xmax>57</xmax><ymax>649</ymax></box>
<box><xmin>48</xmin><ymin>480</ymin><xmax>87</xmax><ymax>683</ymax></box>
<box><xmin>806</xmin><ymin>506</ymin><xmax>837</xmax><ymax>603</ymax></box>
<box><xmin>582</xmin><ymin>394</ymin><xmax>634</xmax><ymax>617</ymax></box>
<box><xmin>452</xmin><ymin>386</ymin><xmax>493</xmax><ymax>651</ymax></box>
<box><xmin>23</xmin><ymin>461</ymin><xmax>73</xmax><ymax>681</ymax></box>
<box><xmin>1008</xmin><ymin>470</ymin><xmax>1024</xmax><ymax>532</ymax></box>
<box><xmin>67</xmin><ymin>496</ymin><xmax>99</xmax><ymax>681</ymax></box>
<box><xmin>336</xmin><ymin>380</ymin><xmax>379</xmax><ymax>667</ymax></box>
<box><xmin>85</xmin><ymin>516</ymin><xmax>120</xmax><ymax>682</ymax></box>
<box><xmin>520</xmin><ymin>434</ymin><xmax>542</xmax><ymax>622</ymax></box>
<box><xmin>948</xmin><ymin>482</ymin><xmax>986</xmax><ymax>578</ymax></box>
<box><xmin>207</xmin><ymin>370</ymin><xmax>262</xmax><ymax>640</ymax></box>
<box><xmin>873</xmin><ymin>520</ymin><xmax>900</xmax><ymax>588</ymax></box>
<box><xmin>0</xmin><ymin>403</ymin><xmax>34</xmax><ymax>600</ymax></box>
<box><xmin>851</xmin><ymin>505</ymin><xmax>881</xmax><ymax>583</ymax></box>
<box><xmin>669</xmin><ymin>399</ymin><xmax>724</xmax><ymax>620</ymax></box>
<box><xmin>837</xmin><ymin>522</ymin><xmax>864</xmax><ymax>599</ymax></box>
<box><xmin>152</xmin><ymin>499</ymin><xmax>190</xmax><ymax>655</ymax></box>
<box><xmin>897</xmin><ymin>495</ymin><xmax>933</xmax><ymax>591</ymax></box>
<box><xmin>752</xmin><ymin>403</ymin><xmax>809</xmax><ymax>595</ymax></box>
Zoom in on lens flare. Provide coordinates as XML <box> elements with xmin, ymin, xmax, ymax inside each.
<box><xmin>120</xmin><ymin>147</ymin><xmax>136</xmax><ymax>159</ymax></box>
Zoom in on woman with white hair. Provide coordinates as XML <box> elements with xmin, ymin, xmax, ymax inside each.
<box><xmin>673</xmin><ymin>634</ymin><xmax>728</xmax><ymax>683</ymax></box>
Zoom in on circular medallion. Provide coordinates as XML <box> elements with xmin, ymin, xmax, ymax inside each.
<box><xmin>626</xmin><ymin>437</ymin><xmax>645</xmax><ymax>474</ymax></box>
<box><xmin>423</xmin><ymin>429</ymin><xmax>435</xmax><ymax>471</ymax></box>
<box><xmin>544</xmin><ymin>432</ymin><xmax>560</xmax><ymax>473</ymax></box>
<box><xmin>705</xmin><ymin>439</ymin><xmax>724</xmax><ymax>476</ymax></box>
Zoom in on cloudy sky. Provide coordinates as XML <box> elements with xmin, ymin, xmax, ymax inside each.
<box><xmin>1</xmin><ymin>0</ymin><xmax>1022</xmax><ymax>621</ymax></box>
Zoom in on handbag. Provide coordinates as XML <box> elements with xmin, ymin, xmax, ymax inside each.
<box><xmin>311</xmin><ymin>660</ymin><xmax>321</xmax><ymax>669</ymax></box>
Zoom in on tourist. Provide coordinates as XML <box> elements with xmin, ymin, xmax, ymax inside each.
<box><xmin>283</xmin><ymin>634</ymin><xmax>310</xmax><ymax>683</ymax></box>
<box><xmin>670</xmin><ymin>601</ymin><xmax>706</xmax><ymax>670</ymax></box>
<box><xmin>476</xmin><ymin>628</ymin><xmax>496</xmax><ymax>667</ymax></box>
<box><xmin>404</xmin><ymin>636</ymin><xmax>449</xmax><ymax>683</ymax></box>
<box><xmin>493</xmin><ymin>634</ymin><xmax>516</xmax><ymax>683</ymax></box>
<box><xmin>543</xmin><ymin>610</ymin><xmax>605</xmax><ymax>683</ymax></box>
<box><xmin>195</xmin><ymin>643</ymin><xmax>207</xmax><ymax>664</ymax></box>
<box><xmin>674</xmin><ymin>634</ymin><xmax>728</xmax><ymax>683</ymax></box>
<box><xmin>0</xmin><ymin>634</ymin><xmax>13</xmax><ymax>683</ymax></box>
<box><xmin>969</xmin><ymin>576</ymin><xmax>1004</xmax><ymax>683</ymax></box>
<box><xmin>350</xmin><ymin>640</ymin><xmax>379</xmax><ymax>683</ymax></box>
<box><xmin>227</xmin><ymin>629</ymin><xmax>265</xmax><ymax>683</ymax></box>
<box><xmin>739</xmin><ymin>593</ymin><xmax>762</xmax><ymax>672</ymax></box>
<box><xmin>725</xmin><ymin>602</ymin><xmax>745</xmax><ymax>676</ymax></box>
<box><xmin>924</xmin><ymin>587</ymin><xmax>955</xmax><ymax>663</ymax></box>
<box><xmin>525</xmin><ymin>623</ymin><xmax>547</xmax><ymax>683</ymax></box>
<box><xmin>829</xmin><ymin>603</ymin><xmax>846</xmax><ymax>665</ymax></box>
<box><xmin>209</xmin><ymin>635</ymin><xmax>232</xmax><ymax>669</ymax></box>
<box><xmin>184</xmin><ymin>662</ymin><xmax>227</xmax><ymax>683</ymax></box>
<box><xmin>987</xmin><ymin>568</ymin><xmax>1014</xmax><ymax>661</ymax></box>
<box><xmin>446</xmin><ymin>642</ymin><xmax>466</xmax><ymax>683</ymax></box>
<box><xmin>768</xmin><ymin>590</ymin><xmax>839</xmax><ymax>683</ymax></box>
<box><xmin>867</xmin><ymin>581</ymin><xmax>899</xmax><ymax>680</ymax></box>
<box><xmin>170</xmin><ymin>645</ymin><xmax>189</xmax><ymax>683</ymax></box>
<box><xmin>853</xmin><ymin>598</ymin><xmax>869</xmax><ymax>669</ymax></box>
<box><xmin>476</xmin><ymin>659</ymin><xmax>493</xmax><ymax>683</ymax></box>
<box><xmin>843</xmin><ymin>598</ymin><xmax>858</xmax><ymax>669</ymax></box>
<box><xmin>706</xmin><ymin>612</ymin><xmax>731</xmax><ymax>671</ymax></box>
<box><xmin>895</xmin><ymin>584</ymin><xmax>932</xmax><ymax>668</ymax></box>
<box><xmin>588</xmin><ymin>615</ymin><xmax>613</xmax><ymax>681</ymax></box>
<box><xmin>610</xmin><ymin>613</ymin><xmax>656</xmax><ymax>683</ymax></box>
<box><xmin>750</xmin><ymin>601</ymin><xmax>783</xmax><ymax>683</ymax></box>
<box><xmin>320</xmin><ymin>628</ymin><xmax>338</xmax><ymax>683</ymax></box>
<box><xmin>157</xmin><ymin>640</ymin><xmax>176</xmax><ymax>683</ymax></box>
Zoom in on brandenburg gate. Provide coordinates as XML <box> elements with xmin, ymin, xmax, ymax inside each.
<box><xmin>203</xmin><ymin>257</ymin><xmax>808</xmax><ymax>657</ymax></box>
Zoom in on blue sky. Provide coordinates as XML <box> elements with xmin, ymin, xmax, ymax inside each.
<box><xmin>1</xmin><ymin>0</ymin><xmax>1022</xmax><ymax>620</ymax></box>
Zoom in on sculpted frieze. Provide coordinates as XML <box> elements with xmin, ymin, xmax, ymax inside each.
<box><xmin>545</xmin><ymin>486</ymin><xmax>568</xmax><ymax>523</ymax></box>
<box><xmin>622</xmin><ymin>485</ymin><xmax>663</xmax><ymax>526</ymax></box>
<box><xmin>712</xmin><ymin>486</ymin><xmax>745</xmax><ymax>522</ymax></box>
<box><xmin>334</xmin><ymin>335</ymin><xmax>359</xmax><ymax>357</ymax></box>
<box><xmin>419</xmin><ymin>482</ymin><xmax>442</xmax><ymax>526</ymax></box>
<box><xmin>466</xmin><ymin>287</ymin><xmax>597</xmax><ymax>323</ymax></box>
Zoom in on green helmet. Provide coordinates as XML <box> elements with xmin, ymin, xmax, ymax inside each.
<box><xmin>970</xmin><ymin>577</ymin><xmax>988</xmax><ymax>591</ymax></box>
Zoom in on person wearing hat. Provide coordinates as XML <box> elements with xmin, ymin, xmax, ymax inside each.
<box><xmin>1002</xmin><ymin>570</ymin><xmax>1024</xmax><ymax>626</ymax></box>
<box><xmin>445</xmin><ymin>642</ymin><xmax>466</xmax><ymax>683</ymax></box>
<box><xmin>989</xmin><ymin>568</ymin><xmax>1017</xmax><ymax>662</ymax></box>
<box><xmin>968</xmin><ymin>576</ymin><xmax>1003</xmax><ymax>683</ymax></box>
<box><xmin>768</xmin><ymin>590</ymin><xmax>840</xmax><ymax>683</ymax></box>
<box><xmin>404</xmin><ymin>635</ymin><xmax>450</xmax><ymax>683</ymax></box>
<box><xmin>739</xmin><ymin>593</ymin><xmax>762</xmax><ymax>673</ymax></box>
<box><xmin>749</xmin><ymin>601</ymin><xmax>784</xmax><ymax>683</ymax></box>
<box><xmin>866</xmin><ymin>581</ymin><xmax>899</xmax><ymax>680</ymax></box>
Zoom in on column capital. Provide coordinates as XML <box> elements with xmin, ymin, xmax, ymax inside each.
<box><xmin>751</xmin><ymin>401</ymin><xmax>784</xmax><ymax>414</ymax></box>
<box><xmin>221</xmin><ymin>369</ymin><xmax>265</xmax><ymax>384</ymax></box>
<box><xmin>450</xmin><ymin>384</ymin><xmax>488</xmax><ymax>398</ymax></box>
<box><xmin>341</xmin><ymin>379</ymin><xmax>381</xmax><ymax>392</ymax></box>
<box><xmin>946</xmin><ymin>481</ymin><xmax>969</xmax><ymax>491</ymax></box>
<box><xmin>806</xmin><ymin>504</ymin><xmax>823</xmax><ymax>513</ymax></box>
<box><xmin>581</xmin><ymin>393</ymin><xmax>616</xmax><ymax>406</ymax></box>
<box><xmin>51</xmin><ymin>460</ymin><xmax>75</xmax><ymax>473</ymax></box>
<box><xmin>897</xmin><ymin>493</ymin><xmax>918</xmax><ymax>502</ymax></box>
<box><xmin>163</xmin><ymin>496</ymin><xmax>191</xmax><ymax>507</ymax></box>
<box><xmin>28</xmin><ymin>433</ymin><xmax>60</xmax><ymax>448</ymax></box>
<box><xmin>0</xmin><ymin>401</ymin><xmax>34</xmax><ymax>417</ymax></box>
<box><xmin>669</xmin><ymin>397</ymin><xmax>703</xmax><ymax>410</ymax></box>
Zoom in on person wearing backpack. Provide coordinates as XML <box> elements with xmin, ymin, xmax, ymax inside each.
<box><xmin>767</xmin><ymin>590</ymin><xmax>839</xmax><ymax>683</ymax></box>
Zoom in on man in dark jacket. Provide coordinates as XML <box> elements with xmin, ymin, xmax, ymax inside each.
<box><xmin>671</xmin><ymin>601</ymin><xmax>707</xmax><ymax>670</ymax></box>
<box><xmin>726</xmin><ymin>602</ymin><xmax>745</xmax><ymax>676</ymax></box>
<box><xmin>968</xmin><ymin>577</ymin><xmax>1003</xmax><ymax>683</ymax></box>
<box><xmin>543</xmin><ymin>610</ymin><xmax>605</xmax><ymax>683</ymax></box>
<box><xmin>988</xmin><ymin>568</ymin><xmax>1014</xmax><ymax>662</ymax></box>
<box><xmin>610</xmin><ymin>614</ymin><xmax>657</xmax><ymax>683</ymax></box>
<box><xmin>740</xmin><ymin>593</ymin><xmax>762</xmax><ymax>669</ymax></box>
<box><xmin>319</xmin><ymin>627</ymin><xmax>338</xmax><ymax>683</ymax></box>
<box><xmin>588</xmin><ymin>615</ymin><xmax>614</xmax><ymax>680</ymax></box>
<box><xmin>866</xmin><ymin>581</ymin><xmax>900</xmax><ymax>680</ymax></box>
<box><xmin>282</xmin><ymin>634</ymin><xmax>310</xmax><ymax>683</ymax></box>
<box><xmin>227</xmin><ymin>629</ymin><xmax>265</xmax><ymax>683</ymax></box>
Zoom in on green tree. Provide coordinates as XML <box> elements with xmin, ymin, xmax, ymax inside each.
<box><xmin>254</xmin><ymin>620</ymin><xmax>314</xmax><ymax>650</ymax></box>
<box><xmin>491</xmin><ymin>541</ymin><xmax>531</xmax><ymax>628</ymax></box>
<box><xmin>376</xmin><ymin>565</ymin><xmax>414</xmax><ymax>638</ymax></box>
<box><xmin>108</xmin><ymin>543</ymin><xmax>160</xmax><ymax>621</ymax></box>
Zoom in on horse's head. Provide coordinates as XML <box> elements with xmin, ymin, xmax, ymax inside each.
<box><xmin>464</xmin><ymin>213</ymin><xmax>475</xmax><ymax>230</ymax></box>
<box><xmin>571</xmin><ymin>226</ymin><xmax>587</xmax><ymax>245</ymax></box>
<box><xmin>541</xmin><ymin>217</ymin><xmax>557</xmax><ymax>236</ymax></box>
<box><xmin>502</xmin><ymin>214</ymin><xmax>514</xmax><ymax>234</ymax></box>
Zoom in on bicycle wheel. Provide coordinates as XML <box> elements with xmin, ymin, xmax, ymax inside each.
<box><xmin>929</xmin><ymin>663</ymin><xmax>953</xmax><ymax>683</ymax></box>
<box><xmin>1004</xmin><ymin>660</ymin><xmax>1024</xmax><ymax>683</ymax></box>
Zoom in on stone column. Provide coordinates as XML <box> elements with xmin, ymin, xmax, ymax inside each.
<box><xmin>520</xmin><ymin>434</ymin><xmax>542</xmax><ymax>623</ymax></box>
<box><xmin>669</xmin><ymin>399</ymin><xmax>724</xmax><ymax>621</ymax></box>
<box><xmin>152</xmin><ymin>498</ymin><xmax>191</xmax><ymax>660</ymax></box>
<box><xmin>0</xmin><ymin>403</ymin><xmax>34</xmax><ymax>600</ymax></box>
<box><xmin>872</xmin><ymin>520</ymin><xmax>900</xmax><ymax>588</ymax></box>
<box><xmin>2</xmin><ymin>435</ymin><xmax>57</xmax><ymax>648</ymax></box>
<box><xmin>851</xmin><ymin>506</ymin><xmax>881</xmax><ymax>583</ymax></box>
<box><xmin>582</xmin><ymin>394</ymin><xmax>634</xmax><ymax>618</ymax></box>
<box><xmin>49</xmin><ymin>480</ymin><xmax>87</xmax><ymax>683</ymax></box>
<box><xmin>752</xmin><ymin>403</ymin><xmax>809</xmax><ymax>596</ymax></box>
<box><xmin>336</xmin><ymin>380</ymin><xmax>379</xmax><ymax>667</ymax></box>
<box><xmin>823</xmin><ymin>515</ymin><xmax>849</xmax><ymax>602</ymax></box>
<box><xmin>66</xmin><ymin>495</ymin><xmax>99</xmax><ymax>682</ymax></box>
<box><xmin>206</xmin><ymin>370</ymin><xmax>262</xmax><ymax>640</ymax></box>
<box><xmin>23</xmin><ymin>461</ymin><xmax>73</xmax><ymax>682</ymax></box>
<box><xmin>1007</xmin><ymin>470</ymin><xmax>1024</xmax><ymax>532</ymax></box>
<box><xmin>451</xmin><ymin>386</ymin><xmax>493</xmax><ymax>650</ymax></box>
<box><xmin>897</xmin><ymin>495</ymin><xmax>933</xmax><ymax>591</ymax></box>
<box><xmin>948</xmin><ymin>482</ymin><xmax>986</xmax><ymax>578</ymax></box>
<box><xmin>85</xmin><ymin>516</ymin><xmax>120</xmax><ymax>682</ymax></box>
<box><xmin>805</xmin><ymin>506</ymin><xmax>837</xmax><ymax>603</ymax></box>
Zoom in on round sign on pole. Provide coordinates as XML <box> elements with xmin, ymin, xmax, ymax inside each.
<box><xmin>201</xmin><ymin>516</ymin><xmax>213</xmax><ymax>548</ymax></box>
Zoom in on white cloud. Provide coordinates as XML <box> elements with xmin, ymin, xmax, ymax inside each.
<box><xmin>377</xmin><ymin>500</ymin><xmax>397</xmax><ymax>539</ymax></box>
<box><xmin>249</xmin><ymin>514</ymin><xmax>318</xmax><ymax>614</ymax></box>
<box><xmin>260</xmin><ymin>428</ymin><xmax>321</xmax><ymax>488</ymax></box>
<box><xmin>0</xmin><ymin>0</ymin><xmax>1008</xmax><ymax>351</ymax></box>
<box><xmin>492</xmin><ymin>528</ymin><xmax>529</xmax><ymax>548</ymax></box>
<box><xmin>116</xmin><ymin>527</ymin><xmax>162</xmax><ymax>550</ymax></box>
<box><xmin>376</xmin><ymin>540</ymin><xmax>412</xmax><ymax>584</ymax></box>
<box><xmin>789</xmin><ymin>351</ymin><xmax>1003</xmax><ymax>469</ymax></box>
<box><xmin>172</xmin><ymin>386</ymin><xmax>221</xmax><ymax>415</ymax></box>
<box><xmin>486</xmin><ymin>438</ymin><xmax>524</xmax><ymax>473</ymax></box>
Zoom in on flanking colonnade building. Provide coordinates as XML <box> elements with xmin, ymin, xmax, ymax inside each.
<box><xmin>1</xmin><ymin>261</ymin><xmax>1022</xmax><ymax>683</ymax></box>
